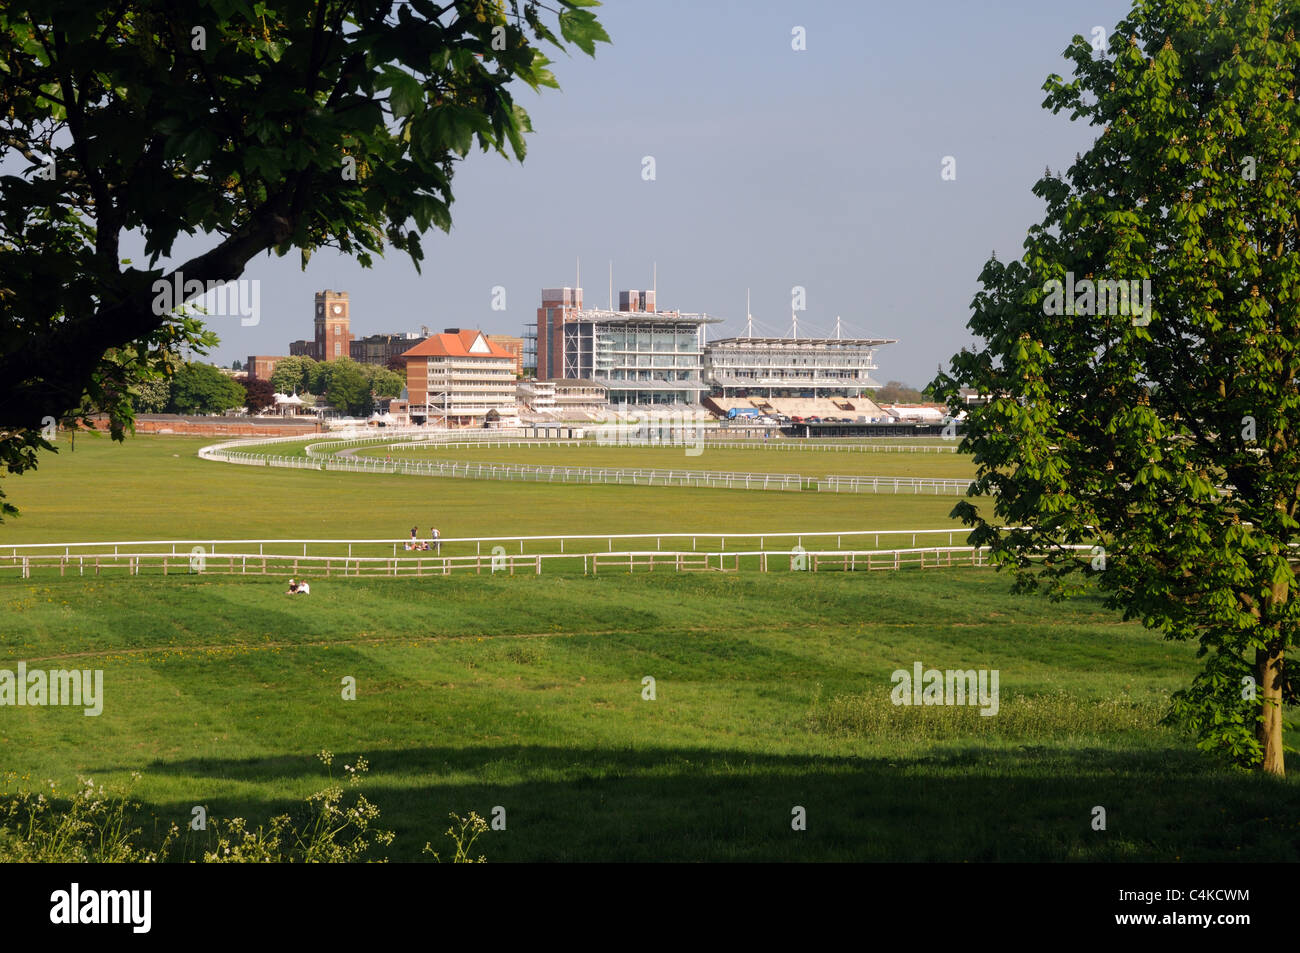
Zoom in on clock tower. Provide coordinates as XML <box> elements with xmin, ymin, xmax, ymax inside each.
<box><xmin>314</xmin><ymin>290</ymin><xmax>353</xmax><ymax>361</ymax></box>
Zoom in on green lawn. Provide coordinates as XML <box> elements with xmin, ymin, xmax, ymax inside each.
<box><xmin>0</xmin><ymin>432</ymin><xmax>1295</xmax><ymax>862</ymax></box>
<box><xmin>353</xmin><ymin>442</ymin><xmax>980</xmax><ymax>479</ymax></box>
<box><xmin>0</xmin><ymin>433</ymin><xmax>969</xmax><ymax>544</ymax></box>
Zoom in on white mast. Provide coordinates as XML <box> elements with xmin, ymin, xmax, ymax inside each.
<box><xmin>745</xmin><ymin>289</ymin><xmax>753</xmax><ymax>338</ymax></box>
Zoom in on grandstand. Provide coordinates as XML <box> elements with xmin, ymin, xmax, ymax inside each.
<box><xmin>701</xmin><ymin>335</ymin><xmax>895</xmax><ymax>419</ymax></box>
<box><xmin>562</xmin><ymin>310</ymin><xmax>720</xmax><ymax>407</ymax></box>
<box><xmin>706</xmin><ymin>394</ymin><xmax>886</xmax><ymax>420</ymax></box>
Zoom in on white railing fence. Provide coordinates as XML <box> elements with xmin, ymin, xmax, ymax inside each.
<box><xmin>203</xmin><ymin>440</ymin><xmax>978</xmax><ymax>494</ymax></box>
<box><xmin>2</xmin><ymin>527</ymin><xmax>1007</xmax><ymax>561</ymax></box>
<box><xmin>2</xmin><ymin>544</ymin><xmax>1094</xmax><ymax>580</ymax></box>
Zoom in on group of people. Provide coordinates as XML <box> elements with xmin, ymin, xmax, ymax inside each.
<box><xmin>406</xmin><ymin>525</ymin><xmax>441</xmax><ymax>552</ymax></box>
<box><xmin>286</xmin><ymin>525</ymin><xmax>440</xmax><ymax>594</ymax></box>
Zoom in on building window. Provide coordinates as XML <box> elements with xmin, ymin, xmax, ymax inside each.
<box><xmin>334</xmin><ymin>342</ymin><xmax>341</xmax><ymax>356</ymax></box>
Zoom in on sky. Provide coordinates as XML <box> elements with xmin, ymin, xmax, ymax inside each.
<box><xmin>186</xmin><ymin>0</ymin><xmax>1136</xmax><ymax>388</ymax></box>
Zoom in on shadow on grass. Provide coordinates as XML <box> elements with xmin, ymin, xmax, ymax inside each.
<box><xmin>106</xmin><ymin>743</ymin><xmax>1300</xmax><ymax>862</ymax></box>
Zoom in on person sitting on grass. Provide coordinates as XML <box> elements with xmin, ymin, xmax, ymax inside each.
<box><xmin>286</xmin><ymin>578</ymin><xmax>299</xmax><ymax>594</ymax></box>
<box><xmin>297</xmin><ymin>580</ymin><xmax>311</xmax><ymax>595</ymax></box>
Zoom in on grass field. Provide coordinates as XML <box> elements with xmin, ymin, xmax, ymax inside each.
<box><xmin>0</xmin><ymin>434</ymin><xmax>969</xmax><ymax>544</ymax></box>
<box><xmin>352</xmin><ymin>442</ymin><xmax>980</xmax><ymax>479</ymax></box>
<box><xmin>1</xmin><ymin>431</ymin><xmax>1296</xmax><ymax>862</ymax></box>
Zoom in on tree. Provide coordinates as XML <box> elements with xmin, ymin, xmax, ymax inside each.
<box><xmin>242</xmin><ymin>377</ymin><xmax>276</xmax><ymax>414</ymax></box>
<box><xmin>269</xmin><ymin>355</ymin><xmax>317</xmax><ymax>396</ymax></box>
<box><xmin>0</xmin><ymin>0</ymin><xmax>609</xmax><ymax>517</ymax></box>
<box><xmin>360</xmin><ymin>363</ymin><xmax>405</xmax><ymax>399</ymax></box>
<box><xmin>169</xmin><ymin>363</ymin><xmax>246</xmax><ymax>415</ymax></box>
<box><xmin>931</xmin><ymin>1</ymin><xmax>1299</xmax><ymax>775</ymax></box>
<box><xmin>873</xmin><ymin>381</ymin><xmax>926</xmax><ymax>404</ymax></box>
<box><xmin>312</xmin><ymin>357</ymin><xmax>372</xmax><ymax>415</ymax></box>
<box><xmin>131</xmin><ymin>377</ymin><xmax>172</xmax><ymax>414</ymax></box>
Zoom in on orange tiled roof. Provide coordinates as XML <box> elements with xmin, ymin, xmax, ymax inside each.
<box><xmin>401</xmin><ymin>329</ymin><xmax>513</xmax><ymax>359</ymax></box>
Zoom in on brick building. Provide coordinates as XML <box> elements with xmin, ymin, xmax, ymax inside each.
<box><xmin>401</xmin><ymin>328</ymin><xmax>518</xmax><ymax>426</ymax></box>
<box><xmin>532</xmin><ymin>287</ymin><xmax>583</xmax><ymax>380</ymax></box>
<box><xmin>246</xmin><ymin>355</ymin><xmax>289</xmax><ymax>381</ymax></box>
<box><xmin>486</xmin><ymin>334</ymin><xmax>524</xmax><ymax>377</ymax></box>
<box><xmin>314</xmin><ymin>289</ymin><xmax>353</xmax><ymax>360</ymax></box>
<box><xmin>352</xmin><ymin>331</ymin><xmax>424</xmax><ymax>367</ymax></box>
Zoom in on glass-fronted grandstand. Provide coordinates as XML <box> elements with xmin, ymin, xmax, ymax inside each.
<box><xmin>562</xmin><ymin>310</ymin><xmax>722</xmax><ymax>406</ymax></box>
<box><xmin>701</xmin><ymin>336</ymin><xmax>896</xmax><ymax>399</ymax></box>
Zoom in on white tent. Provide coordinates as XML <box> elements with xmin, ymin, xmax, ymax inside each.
<box><xmin>274</xmin><ymin>392</ymin><xmax>304</xmax><ymax>416</ymax></box>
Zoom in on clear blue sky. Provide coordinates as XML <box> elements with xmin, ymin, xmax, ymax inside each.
<box><xmin>195</xmin><ymin>0</ymin><xmax>1134</xmax><ymax>388</ymax></box>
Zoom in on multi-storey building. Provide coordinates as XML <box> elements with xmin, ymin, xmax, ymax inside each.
<box><xmin>486</xmin><ymin>334</ymin><xmax>524</xmax><ymax>378</ymax></box>
<box><xmin>401</xmin><ymin>328</ymin><xmax>517</xmax><ymax>425</ymax></box>
<box><xmin>701</xmin><ymin>336</ymin><xmax>895</xmax><ymax>400</ymax></box>
<box><xmin>563</xmin><ymin>312</ymin><xmax>716</xmax><ymax>406</ymax></box>
<box><xmin>351</xmin><ymin>332</ymin><xmax>424</xmax><ymax>367</ymax></box>
<box><xmin>534</xmin><ymin>287</ymin><xmax>583</xmax><ymax>380</ymax></box>
<box><xmin>531</xmin><ymin>286</ymin><xmax>720</xmax><ymax>406</ymax></box>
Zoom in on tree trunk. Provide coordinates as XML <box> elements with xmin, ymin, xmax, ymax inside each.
<box><xmin>1256</xmin><ymin>639</ymin><xmax>1285</xmax><ymax>776</ymax></box>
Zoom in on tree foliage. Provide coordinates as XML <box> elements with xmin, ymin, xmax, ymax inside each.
<box><xmin>241</xmin><ymin>376</ymin><xmax>276</xmax><ymax>413</ymax></box>
<box><xmin>873</xmin><ymin>381</ymin><xmax>927</xmax><ymax>404</ymax></box>
<box><xmin>360</xmin><ymin>362</ymin><xmax>404</xmax><ymax>399</ymax></box>
<box><xmin>131</xmin><ymin>376</ymin><xmax>173</xmax><ymax>413</ymax></box>
<box><xmin>169</xmin><ymin>362</ymin><xmax>245</xmax><ymax>414</ymax></box>
<box><xmin>932</xmin><ymin>0</ymin><xmax>1299</xmax><ymax>774</ymax></box>
<box><xmin>311</xmin><ymin>357</ymin><xmax>371</xmax><ymax>415</ymax></box>
<box><xmin>269</xmin><ymin>355</ymin><xmax>317</xmax><ymax>396</ymax></box>
<box><xmin>0</xmin><ymin>0</ymin><xmax>608</xmax><ymax>516</ymax></box>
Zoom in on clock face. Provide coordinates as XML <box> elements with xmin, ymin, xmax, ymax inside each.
<box><xmin>317</xmin><ymin>304</ymin><xmax>323</xmax><ymax>315</ymax></box>
<box><xmin>332</xmin><ymin>304</ymin><xmax>343</xmax><ymax>315</ymax></box>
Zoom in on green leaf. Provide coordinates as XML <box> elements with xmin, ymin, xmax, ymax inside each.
<box><xmin>557</xmin><ymin>8</ymin><xmax>610</xmax><ymax>57</ymax></box>
<box><xmin>383</xmin><ymin>68</ymin><xmax>425</xmax><ymax>119</ymax></box>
